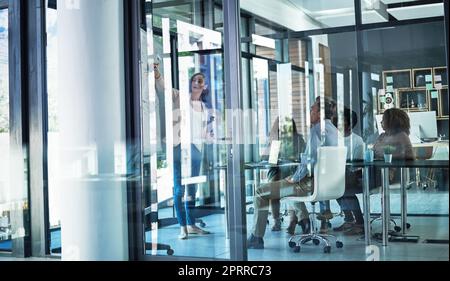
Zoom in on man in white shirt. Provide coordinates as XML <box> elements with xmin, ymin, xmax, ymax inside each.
<box><xmin>247</xmin><ymin>97</ymin><xmax>338</xmax><ymax>249</ymax></box>
<box><xmin>334</xmin><ymin>108</ymin><xmax>366</xmax><ymax>235</ymax></box>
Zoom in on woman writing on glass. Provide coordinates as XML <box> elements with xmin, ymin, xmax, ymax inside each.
<box><xmin>155</xmin><ymin>62</ymin><xmax>212</xmax><ymax>240</ymax></box>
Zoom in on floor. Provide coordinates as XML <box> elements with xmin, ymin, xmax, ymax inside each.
<box><xmin>1</xmin><ymin>190</ymin><xmax>448</xmax><ymax>261</ymax></box>
<box><xmin>144</xmin><ymin>211</ymin><xmax>448</xmax><ymax>261</ymax></box>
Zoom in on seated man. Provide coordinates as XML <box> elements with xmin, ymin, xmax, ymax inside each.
<box><xmin>334</xmin><ymin>108</ymin><xmax>366</xmax><ymax>235</ymax></box>
<box><xmin>247</xmin><ymin>97</ymin><xmax>338</xmax><ymax>249</ymax></box>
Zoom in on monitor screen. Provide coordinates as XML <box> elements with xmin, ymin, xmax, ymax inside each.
<box><xmin>375</xmin><ymin>111</ymin><xmax>437</xmax><ymax>143</ymax></box>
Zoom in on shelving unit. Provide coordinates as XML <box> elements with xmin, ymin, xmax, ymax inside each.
<box><xmin>379</xmin><ymin>66</ymin><xmax>448</xmax><ymax>120</ymax></box>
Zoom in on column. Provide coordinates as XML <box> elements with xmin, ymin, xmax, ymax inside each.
<box><xmin>57</xmin><ymin>0</ymin><xmax>128</xmax><ymax>261</ymax></box>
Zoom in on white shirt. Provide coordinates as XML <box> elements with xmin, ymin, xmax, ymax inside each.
<box><xmin>291</xmin><ymin>119</ymin><xmax>338</xmax><ymax>182</ymax></box>
<box><xmin>344</xmin><ymin>132</ymin><xmax>365</xmax><ymax>160</ymax></box>
<box><xmin>190</xmin><ymin>100</ymin><xmax>208</xmax><ymax>152</ymax></box>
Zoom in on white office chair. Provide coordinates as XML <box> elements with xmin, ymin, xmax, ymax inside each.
<box><xmin>282</xmin><ymin>146</ymin><xmax>347</xmax><ymax>253</ymax></box>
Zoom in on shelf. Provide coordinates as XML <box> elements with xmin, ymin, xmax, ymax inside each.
<box><xmin>383</xmin><ymin>69</ymin><xmax>411</xmax><ymax>90</ymax></box>
<box><xmin>440</xmin><ymin>88</ymin><xmax>449</xmax><ymax>117</ymax></box>
<box><xmin>398</xmin><ymin>89</ymin><xmax>427</xmax><ymax>109</ymax></box>
<box><xmin>433</xmin><ymin>67</ymin><xmax>448</xmax><ymax>87</ymax></box>
<box><xmin>379</xmin><ymin>67</ymin><xmax>448</xmax><ymax>120</ymax></box>
<box><xmin>412</xmin><ymin>68</ymin><xmax>432</xmax><ymax>88</ymax></box>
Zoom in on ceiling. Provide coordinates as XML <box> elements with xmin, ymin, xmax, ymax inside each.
<box><xmin>242</xmin><ymin>0</ymin><xmax>445</xmax><ymax>31</ymax></box>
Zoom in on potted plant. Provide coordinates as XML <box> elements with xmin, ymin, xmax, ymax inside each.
<box><xmin>383</xmin><ymin>145</ymin><xmax>395</xmax><ymax>163</ymax></box>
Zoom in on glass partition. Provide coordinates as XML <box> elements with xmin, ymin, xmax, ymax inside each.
<box><xmin>0</xmin><ymin>7</ymin><xmax>10</xmax><ymax>252</ymax></box>
<box><xmin>0</xmin><ymin>6</ymin><xmax>30</xmax><ymax>255</ymax></box>
<box><xmin>360</xmin><ymin>20</ymin><xmax>449</xmax><ymax>218</ymax></box>
<box><xmin>141</xmin><ymin>0</ymin><xmax>230</xmax><ymax>259</ymax></box>
<box><xmin>242</xmin><ymin>29</ymin><xmax>356</xmax><ymax>260</ymax></box>
<box><xmin>45</xmin><ymin>1</ymin><xmax>60</xmax><ymax>255</ymax></box>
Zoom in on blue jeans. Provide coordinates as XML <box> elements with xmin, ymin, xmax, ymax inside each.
<box><xmin>319</xmin><ymin>201</ymin><xmax>330</xmax><ymax>214</ymax></box>
<box><xmin>173</xmin><ymin>144</ymin><xmax>202</xmax><ymax>227</ymax></box>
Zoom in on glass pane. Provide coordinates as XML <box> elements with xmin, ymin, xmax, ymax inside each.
<box><xmin>0</xmin><ymin>7</ymin><xmax>30</xmax><ymax>254</ymax></box>
<box><xmin>141</xmin><ymin>0</ymin><xmax>229</xmax><ymax>259</ymax></box>
<box><xmin>240</xmin><ymin>1</ymin><xmax>371</xmax><ymax>260</ymax></box>
<box><xmin>362</xmin><ymin>0</ymin><xmax>445</xmax><ymax>24</ymax></box>
<box><xmin>360</xmin><ymin>20</ymin><xmax>449</xmax><ymax>219</ymax></box>
<box><xmin>240</xmin><ymin>7</ymin><xmax>357</xmax><ymax>258</ymax></box>
<box><xmin>46</xmin><ymin>2</ymin><xmax>60</xmax><ymax>255</ymax></box>
<box><xmin>0</xmin><ymin>8</ymin><xmax>10</xmax><ymax>252</ymax></box>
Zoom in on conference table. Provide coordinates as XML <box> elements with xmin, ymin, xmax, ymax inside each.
<box><xmin>347</xmin><ymin>160</ymin><xmax>449</xmax><ymax>247</ymax></box>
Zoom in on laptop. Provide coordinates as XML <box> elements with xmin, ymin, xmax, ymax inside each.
<box><xmin>268</xmin><ymin>140</ymin><xmax>281</xmax><ymax>165</ymax></box>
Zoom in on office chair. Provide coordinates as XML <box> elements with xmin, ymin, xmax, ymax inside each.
<box><xmin>282</xmin><ymin>146</ymin><xmax>347</xmax><ymax>254</ymax></box>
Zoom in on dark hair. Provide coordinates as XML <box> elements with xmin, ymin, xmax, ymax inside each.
<box><xmin>344</xmin><ymin>108</ymin><xmax>358</xmax><ymax>129</ymax></box>
<box><xmin>190</xmin><ymin>72</ymin><xmax>210</xmax><ymax>105</ymax></box>
<box><xmin>382</xmin><ymin>108</ymin><xmax>410</xmax><ymax>135</ymax></box>
<box><xmin>315</xmin><ymin>96</ymin><xmax>336</xmax><ymax>120</ymax></box>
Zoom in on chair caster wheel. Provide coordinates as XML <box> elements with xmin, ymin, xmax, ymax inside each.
<box><xmin>248</xmin><ymin>207</ymin><xmax>254</xmax><ymax>214</ymax></box>
<box><xmin>288</xmin><ymin>241</ymin><xmax>296</xmax><ymax>248</ymax></box>
<box><xmin>336</xmin><ymin>241</ymin><xmax>343</xmax><ymax>248</ymax></box>
<box><xmin>323</xmin><ymin>246</ymin><xmax>331</xmax><ymax>253</ymax></box>
<box><xmin>313</xmin><ymin>239</ymin><xmax>320</xmax><ymax>246</ymax></box>
<box><xmin>167</xmin><ymin>249</ymin><xmax>174</xmax><ymax>255</ymax></box>
<box><xmin>293</xmin><ymin>246</ymin><xmax>301</xmax><ymax>253</ymax></box>
<box><xmin>200</xmin><ymin>222</ymin><xmax>206</xmax><ymax>228</ymax></box>
<box><xmin>406</xmin><ymin>223</ymin><xmax>411</xmax><ymax>229</ymax></box>
<box><xmin>394</xmin><ymin>226</ymin><xmax>401</xmax><ymax>232</ymax></box>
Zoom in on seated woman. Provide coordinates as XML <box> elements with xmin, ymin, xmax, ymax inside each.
<box><xmin>373</xmin><ymin>108</ymin><xmax>415</xmax><ymax>161</ymax></box>
<box><xmin>264</xmin><ymin>117</ymin><xmax>305</xmax><ymax>233</ymax></box>
<box><xmin>335</xmin><ymin>108</ymin><xmax>415</xmax><ymax>235</ymax></box>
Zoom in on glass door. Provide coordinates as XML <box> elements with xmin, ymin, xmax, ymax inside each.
<box><xmin>139</xmin><ymin>0</ymin><xmax>230</xmax><ymax>259</ymax></box>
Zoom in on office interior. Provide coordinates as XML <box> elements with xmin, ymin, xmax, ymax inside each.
<box><xmin>0</xmin><ymin>0</ymin><xmax>449</xmax><ymax>261</ymax></box>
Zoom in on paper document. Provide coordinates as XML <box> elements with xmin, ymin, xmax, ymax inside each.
<box><xmin>268</xmin><ymin>140</ymin><xmax>281</xmax><ymax>164</ymax></box>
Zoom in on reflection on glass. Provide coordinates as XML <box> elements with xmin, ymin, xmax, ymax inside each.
<box><xmin>362</xmin><ymin>1</ymin><xmax>444</xmax><ymax>24</ymax></box>
<box><xmin>242</xmin><ymin>0</ymin><xmax>355</xmax><ymax>33</ymax></box>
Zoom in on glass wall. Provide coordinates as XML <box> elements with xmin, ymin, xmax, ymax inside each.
<box><xmin>0</xmin><ymin>4</ymin><xmax>31</xmax><ymax>255</ymax></box>
<box><xmin>140</xmin><ymin>0</ymin><xmax>230</xmax><ymax>259</ymax></box>
<box><xmin>0</xmin><ymin>7</ymin><xmax>10</xmax><ymax>252</ymax></box>
<box><xmin>237</xmin><ymin>0</ymin><xmax>448</xmax><ymax>261</ymax></box>
<box><xmin>241</xmin><ymin>28</ymin><xmax>357</xmax><ymax>261</ymax></box>
<box><xmin>360</xmin><ymin>20</ymin><xmax>449</xmax><ymax>217</ymax></box>
<box><xmin>45</xmin><ymin>0</ymin><xmax>60</xmax><ymax>255</ymax></box>
<box><xmin>2</xmin><ymin>0</ymin><xmax>444</xmax><ymax>261</ymax></box>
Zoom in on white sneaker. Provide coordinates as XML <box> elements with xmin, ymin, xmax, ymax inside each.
<box><xmin>178</xmin><ymin>226</ymin><xmax>188</xmax><ymax>240</ymax></box>
<box><xmin>187</xmin><ymin>225</ymin><xmax>210</xmax><ymax>235</ymax></box>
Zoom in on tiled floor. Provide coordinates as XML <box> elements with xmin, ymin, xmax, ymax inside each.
<box><xmin>1</xmin><ymin>189</ymin><xmax>448</xmax><ymax>261</ymax></box>
<box><xmin>144</xmin><ymin>212</ymin><xmax>448</xmax><ymax>261</ymax></box>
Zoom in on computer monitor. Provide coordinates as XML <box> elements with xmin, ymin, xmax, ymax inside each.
<box><xmin>375</xmin><ymin>111</ymin><xmax>438</xmax><ymax>143</ymax></box>
<box><xmin>409</xmin><ymin>111</ymin><xmax>438</xmax><ymax>140</ymax></box>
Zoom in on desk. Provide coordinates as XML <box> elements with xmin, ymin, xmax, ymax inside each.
<box><xmin>245</xmin><ymin>161</ymin><xmax>299</xmax><ymax>195</ymax></box>
<box><xmin>347</xmin><ymin>160</ymin><xmax>449</xmax><ymax>247</ymax></box>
